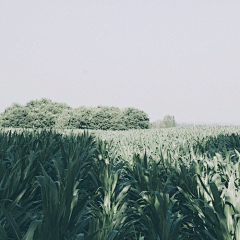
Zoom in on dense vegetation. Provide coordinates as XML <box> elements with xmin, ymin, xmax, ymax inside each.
<box><xmin>0</xmin><ymin>99</ymin><xmax>150</xmax><ymax>130</ymax></box>
<box><xmin>1</xmin><ymin>126</ymin><xmax>240</xmax><ymax>239</ymax></box>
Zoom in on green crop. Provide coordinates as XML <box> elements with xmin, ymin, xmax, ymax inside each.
<box><xmin>1</xmin><ymin>126</ymin><xmax>240</xmax><ymax>239</ymax></box>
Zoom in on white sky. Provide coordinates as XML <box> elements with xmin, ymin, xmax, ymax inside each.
<box><xmin>1</xmin><ymin>0</ymin><xmax>240</xmax><ymax>124</ymax></box>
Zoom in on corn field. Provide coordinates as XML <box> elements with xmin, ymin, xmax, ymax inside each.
<box><xmin>1</xmin><ymin>126</ymin><xmax>240</xmax><ymax>239</ymax></box>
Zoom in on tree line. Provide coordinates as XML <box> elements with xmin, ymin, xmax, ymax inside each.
<box><xmin>0</xmin><ymin>98</ymin><xmax>151</xmax><ymax>130</ymax></box>
<box><xmin>0</xmin><ymin>99</ymin><xmax>177</xmax><ymax>130</ymax></box>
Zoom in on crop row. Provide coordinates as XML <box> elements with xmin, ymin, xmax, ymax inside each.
<box><xmin>0</xmin><ymin>127</ymin><xmax>240</xmax><ymax>239</ymax></box>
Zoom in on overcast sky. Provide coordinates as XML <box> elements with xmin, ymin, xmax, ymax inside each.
<box><xmin>1</xmin><ymin>0</ymin><xmax>240</xmax><ymax>124</ymax></box>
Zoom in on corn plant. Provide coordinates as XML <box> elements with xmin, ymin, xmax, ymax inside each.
<box><xmin>1</xmin><ymin>126</ymin><xmax>240</xmax><ymax>239</ymax></box>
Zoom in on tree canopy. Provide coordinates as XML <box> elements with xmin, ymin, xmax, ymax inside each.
<box><xmin>0</xmin><ymin>99</ymin><xmax>150</xmax><ymax>130</ymax></box>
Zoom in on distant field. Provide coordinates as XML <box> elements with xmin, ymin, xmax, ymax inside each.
<box><xmin>1</xmin><ymin>126</ymin><xmax>240</xmax><ymax>239</ymax></box>
<box><xmin>88</xmin><ymin>125</ymin><xmax>240</xmax><ymax>159</ymax></box>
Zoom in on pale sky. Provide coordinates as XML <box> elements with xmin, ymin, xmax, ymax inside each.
<box><xmin>1</xmin><ymin>0</ymin><xmax>240</xmax><ymax>124</ymax></box>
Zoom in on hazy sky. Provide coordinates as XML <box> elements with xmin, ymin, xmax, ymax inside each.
<box><xmin>1</xmin><ymin>1</ymin><xmax>240</xmax><ymax>124</ymax></box>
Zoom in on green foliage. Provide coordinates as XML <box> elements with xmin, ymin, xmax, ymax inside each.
<box><xmin>1</xmin><ymin>99</ymin><xmax>71</xmax><ymax>128</ymax></box>
<box><xmin>0</xmin><ymin>129</ymin><xmax>96</xmax><ymax>240</ymax></box>
<box><xmin>55</xmin><ymin>109</ymin><xmax>74</xmax><ymax>129</ymax></box>
<box><xmin>55</xmin><ymin>106</ymin><xmax>148</xmax><ymax>130</ymax></box>
<box><xmin>122</xmin><ymin>108</ymin><xmax>150</xmax><ymax>130</ymax></box>
<box><xmin>1</xmin><ymin>126</ymin><xmax>240</xmax><ymax>239</ymax></box>
<box><xmin>163</xmin><ymin>115</ymin><xmax>176</xmax><ymax>128</ymax></box>
<box><xmin>1</xmin><ymin>99</ymin><xmax>150</xmax><ymax>130</ymax></box>
<box><xmin>90</xmin><ymin>106</ymin><xmax>127</xmax><ymax>130</ymax></box>
<box><xmin>92</xmin><ymin>126</ymin><xmax>240</xmax><ymax>239</ymax></box>
<box><xmin>1</xmin><ymin>103</ymin><xmax>30</xmax><ymax>128</ymax></box>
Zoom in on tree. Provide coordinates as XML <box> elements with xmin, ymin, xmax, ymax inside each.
<box><xmin>122</xmin><ymin>108</ymin><xmax>150</xmax><ymax>129</ymax></box>
<box><xmin>0</xmin><ymin>99</ymin><xmax>151</xmax><ymax>130</ymax></box>
<box><xmin>1</xmin><ymin>99</ymin><xmax>71</xmax><ymax>128</ymax></box>
<box><xmin>162</xmin><ymin>115</ymin><xmax>176</xmax><ymax>128</ymax></box>
<box><xmin>90</xmin><ymin>106</ymin><xmax>121</xmax><ymax>130</ymax></box>
<box><xmin>26</xmin><ymin>98</ymin><xmax>71</xmax><ymax>127</ymax></box>
<box><xmin>1</xmin><ymin>103</ymin><xmax>30</xmax><ymax>128</ymax></box>
<box><xmin>54</xmin><ymin>109</ymin><xmax>72</xmax><ymax>129</ymax></box>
